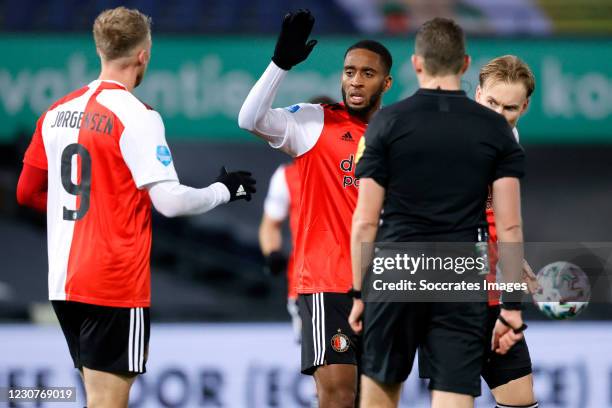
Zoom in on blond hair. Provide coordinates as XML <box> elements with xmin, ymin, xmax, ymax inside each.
<box><xmin>93</xmin><ymin>7</ymin><xmax>151</xmax><ymax>61</ymax></box>
<box><xmin>479</xmin><ymin>55</ymin><xmax>535</xmax><ymax>98</ymax></box>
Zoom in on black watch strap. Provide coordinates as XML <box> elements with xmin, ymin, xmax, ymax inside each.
<box><xmin>497</xmin><ymin>314</ymin><xmax>528</xmax><ymax>334</ymax></box>
<box><xmin>500</xmin><ymin>301</ymin><xmax>523</xmax><ymax>311</ymax></box>
<box><xmin>347</xmin><ymin>288</ymin><xmax>362</xmax><ymax>299</ymax></box>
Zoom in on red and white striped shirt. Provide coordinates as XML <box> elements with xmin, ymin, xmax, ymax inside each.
<box><xmin>23</xmin><ymin>79</ymin><xmax>179</xmax><ymax>308</ymax></box>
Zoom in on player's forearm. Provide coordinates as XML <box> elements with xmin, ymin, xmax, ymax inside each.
<box><xmin>351</xmin><ymin>217</ymin><xmax>378</xmax><ymax>291</ymax></box>
<box><xmin>238</xmin><ymin>61</ymin><xmax>289</xmax><ymax>144</ymax></box>
<box><xmin>147</xmin><ymin>181</ymin><xmax>230</xmax><ymax>218</ymax></box>
<box><xmin>16</xmin><ymin>164</ymin><xmax>48</xmax><ymax>212</ymax></box>
<box><xmin>16</xmin><ymin>190</ymin><xmax>47</xmax><ymax>212</ymax></box>
<box><xmin>259</xmin><ymin>218</ymin><xmax>283</xmax><ymax>255</ymax></box>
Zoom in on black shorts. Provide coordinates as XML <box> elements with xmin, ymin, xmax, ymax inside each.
<box><xmin>52</xmin><ymin>301</ymin><xmax>150</xmax><ymax>375</ymax></box>
<box><xmin>363</xmin><ymin>301</ymin><xmax>488</xmax><ymax>397</ymax></box>
<box><xmin>298</xmin><ymin>293</ymin><xmax>360</xmax><ymax>375</ymax></box>
<box><xmin>481</xmin><ymin>305</ymin><xmax>533</xmax><ymax>389</ymax></box>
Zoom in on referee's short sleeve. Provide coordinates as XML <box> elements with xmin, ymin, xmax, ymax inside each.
<box><xmin>493</xmin><ymin>126</ymin><xmax>525</xmax><ymax>181</ymax></box>
<box><xmin>355</xmin><ymin>110</ymin><xmax>390</xmax><ymax>188</ymax></box>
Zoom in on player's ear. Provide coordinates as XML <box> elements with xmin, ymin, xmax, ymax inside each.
<box><xmin>383</xmin><ymin>75</ymin><xmax>393</xmax><ymax>93</ymax></box>
<box><xmin>521</xmin><ymin>97</ymin><xmax>530</xmax><ymax>115</ymax></box>
<box><xmin>137</xmin><ymin>48</ymin><xmax>149</xmax><ymax>66</ymax></box>
<box><xmin>411</xmin><ymin>55</ymin><xmax>422</xmax><ymax>74</ymax></box>
<box><xmin>460</xmin><ymin>55</ymin><xmax>471</xmax><ymax>74</ymax></box>
<box><xmin>475</xmin><ymin>85</ymin><xmax>482</xmax><ymax>102</ymax></box>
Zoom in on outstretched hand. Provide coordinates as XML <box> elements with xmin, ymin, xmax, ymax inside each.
<box><xmin>215</xmin><ymin>167</ymin><xmax>256</xmax><ymax>202</ymax></box>
<box><xmin>272</xmin><ymin>9</ymin><xmax>318</xmax><ymax>70</ymax></box>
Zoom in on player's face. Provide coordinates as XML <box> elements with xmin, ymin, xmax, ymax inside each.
<box><xmin>475</xmin><ymin>80</ymin><xmax>529</xmax><ymax>128</ymax></box>
<box><xmin>342</xmin><ymin>49</ymin><xmax>392</xmax><ymax>119</ymax></box>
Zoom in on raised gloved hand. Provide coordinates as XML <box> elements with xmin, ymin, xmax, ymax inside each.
<box><xmin>272</xmin><ymin>9</ymin><xmax>317</xmax><ymax>70</ymax></box>
<box><xmin>215</xmin><ymin>167</ymin><xmax>256</xmax><ymax>202</ymax></box>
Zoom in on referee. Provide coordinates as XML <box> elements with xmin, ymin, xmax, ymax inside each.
<box><xmin>348</xmin><ymin>18</ymin><xmax>526</xmax><ymax>408</ymax></box>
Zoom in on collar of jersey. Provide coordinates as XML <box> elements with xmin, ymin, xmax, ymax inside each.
<box><xmin>416</xmin><ymin>88</ymin><xmax>466</xmax><ymax>97</ymax></box>
<box><xmin>339</xmin><ymin>102</ymin><xmax>368</xmax><ymax>125</ymax></box>
<box><xmin>89</xmin><ymin>79</ymin><xmax>128</xmax><ymax>90</ymax></box>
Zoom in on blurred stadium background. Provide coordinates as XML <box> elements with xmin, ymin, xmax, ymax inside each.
<box><xmin>0</xmin><ymin>0</ymin><xmax>611</xmax><ymax>407</ymax></box>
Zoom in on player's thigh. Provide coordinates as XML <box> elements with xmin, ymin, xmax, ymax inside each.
<box><xmin>430</xmin><ymin>390</ymin><xmax>474</xmax><ymax>408</ymax></box>
<box><xmin>360</xmin><ymin>374</ymin><xmax>402</xmax><ymax>408</ymax></box>
<box><xmin>82</xmin><ymin>366</ymin><xmax>136</xmax><ymax>407</ymax></box>
<box><xmin>491</xmin><ymin>374</ymin><xmax>535</xmax><ymax>405</ymax></box>
<box><xmin>314</xmin><ymin>363</ymin><xmax>357</xmax><ymax>395</ymax></box>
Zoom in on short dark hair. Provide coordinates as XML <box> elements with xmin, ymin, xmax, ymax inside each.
<box><xmin>344</xmin><ymin>40</ymin><xmax>393</xmax><ymax>75</ymax></box>
<box><xmin>415</xmin><ymin>18</ymin><xmax>466</xmax><ymax>76</ymax></box>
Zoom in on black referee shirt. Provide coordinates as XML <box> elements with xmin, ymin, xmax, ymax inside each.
<box><xmin>355</xmin><ymin>88</ymin><xmax>524</xmax><ymax>242</ymax></box>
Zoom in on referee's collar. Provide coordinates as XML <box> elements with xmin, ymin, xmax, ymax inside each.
<box><xmin>416</xmin><ymin>88</ymin><xmax>466</xmax><ymax>97</ymax></box>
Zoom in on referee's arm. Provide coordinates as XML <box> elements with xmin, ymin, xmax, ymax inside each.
<box><xmin>349</xmin><ymin>111</ymin><xmax>390</xmax><ymax>334</ymax></box>
<box><xmin>348</xmin><ymin>178</ymin><xmax>384</xmax><ymax>334</ymax></box>
<box><xmin>491</xmin><ymin>176</ymin><xmax>526</xmax><ymax>354</ymax></box>
<box><xmin>351</xmin><ymin>178</ymin><xmax>385</xmax><ymax>292</ymax></box>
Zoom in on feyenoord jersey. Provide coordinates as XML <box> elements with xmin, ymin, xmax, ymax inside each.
<box><xmin>23</xmin><ymin>80</ymin><xmax>179</xmax><ymax>308</ymax></box>
<box><xmin>263</xmin><ymin>162</ymin><xmax>301</xmax><ymax>299</ymax></box>
<box><xmin>486</xmin><ymin>127</ymin><xmax>520</xmax><ymax>306</ymax></box>
<box><xmin>271</xmin><ymin>103</ymin><xmax>365</xmax><ymax>293</ymax></box>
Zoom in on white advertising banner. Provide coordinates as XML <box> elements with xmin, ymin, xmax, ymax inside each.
<box><xmin>0</xmin><ymin>322</ymin><xmax>610</xmax><ymax>407</ymax></box>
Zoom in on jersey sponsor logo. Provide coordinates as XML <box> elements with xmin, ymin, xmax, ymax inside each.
<box><xmin>331</xmin><ymin>330</ymin><xmax>350</xmax><ymax>353</ymax></box>
<box><xmin>50</xmin><ymin>110</ymin><xmax>114</xmax><ymax>136</ymax></box>
<box><xmin>284</xmin><ymin>104</ymin><xmax>301</xmax><ymax>113</ymax></box>
<box><xmin>156</xmin><ymin>146</ymin><xmax>173</xmax><ymax>166</ymax></box>
<box><xmin>340</xmin><ymin>154</ymin><xmax>359</xmax><ymax>189</ymax></box>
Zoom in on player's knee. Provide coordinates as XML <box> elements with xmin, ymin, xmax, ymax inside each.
<box><xmin>85</xmin><ymin>380</ymin><xmax>130</xmax><ymax>408</ymax></box>
<box><xmin>318</xmin><ymin>387</ymin><xmax>355</xmax><ymax>408</ymax></box>
<box><xmin>316</xmin><ymin>375</ymin><xmax>356</xmax><ymax>408</ymax></box>
<box><xmin>86</xmin><ymin>390</ymin><xmax>110</xmax><ymax>408</ymax></box>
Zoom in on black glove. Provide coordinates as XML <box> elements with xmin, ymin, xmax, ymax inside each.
<box><xmin>215</xmin><ymin>167</ymin><xmax>256</xmax><ymax>202</ymax></box>
<box><xmin>272</xmin><ymin>9</ymin><xmax>317</xmax><ymax>70</ymax></box>
<box><xmin>264</xmin><ymin>250</ymin><xmax>288</xmax><ymax>276</ymax></box>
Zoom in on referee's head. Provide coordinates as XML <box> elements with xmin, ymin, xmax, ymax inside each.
<box><xmin>412</xmin><ymin>18</ymin><xmax>470</xmax><ymax>81</ymax></box>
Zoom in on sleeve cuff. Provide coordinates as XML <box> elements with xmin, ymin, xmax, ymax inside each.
<box><xmin>210</xmin><ymin>182</ymin><xmax>230</xmax><ymax>204</ymax></box>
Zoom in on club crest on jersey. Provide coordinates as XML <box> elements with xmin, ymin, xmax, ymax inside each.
<box><xmin>331</xmin><ymin>330</ymin><xmax>350</xmax><ymax>353</ymax></box>
<box><xmin>284</xmin><ymin>104</ymin><xmax>301</xmax><ymax>113</ymax></box>
<box><xmin>156</xmin><ymin>146</ymin><xmax>172</xmax><ymax>166</ymax></box>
